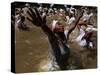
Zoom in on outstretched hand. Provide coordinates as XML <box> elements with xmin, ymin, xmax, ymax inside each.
<box><xmin>27</xmin><ymin>8</ymin><xmax>46</xmax><ymax>27</ymax></box>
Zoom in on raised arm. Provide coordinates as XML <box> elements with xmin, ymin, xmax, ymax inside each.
<box><xmin>66</xmin><ymin>10</ymin><xmax>84</xmax><ymax>41</ymax></box>
<box><xmin>27</xmin><ymin>8</ymin><xmax>54</xmax><ymax>36</ymax></box>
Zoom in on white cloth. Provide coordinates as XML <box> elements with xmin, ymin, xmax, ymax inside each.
<box><xmin>86</xmin><ymin>28</ymin><xmax>93</xmax><ymax>33</ymax></box>
<box><xmin>86</xmin><ymin>25</ymin><xmax>97</xmax><ymax>32</ymax></box>
<box><xmin>75</xmin><ymin>28</ymin><xmax>87</xmax><ymax>46</ymax></box>
<box><xmin>82</xmin><ymin>12</ymin><xmax>93</xmax><ymax>21</ymax></box>
<box><xmin>86</xmin><ymin>25</ymin><xmax>94</xmax><ymax>32</ymax></box>
<box><xmin>64</xmin><ymin>29</ymin><xmax>68</xmax><ymax>39</ymax></box>
<box><xmin>69</xmin><ymin>7</ymin><xmax>76</xmax><ymax>14</ymax></box>
<box><xmin>42</xmin><ymin>12</ymin><xmax>46</xmax><ymax>17</ymax></box>
<box><xmin>15</xmin><ymin>19</ymin><xmax>21</xmax><ymax>27</ymax></box>
<box><xmin>22</xmin><ymin>7</ymin><xmax>29</xmax><ymax>16</ymax></box>
<box><xmin>66</xmin><ymin>16</ymin><xmax>75</xmax><ymax>25</ymax></box>
<box><xmin>48</xmin><ymin>8</ymin><xmax>53</xmax><ymax>13</ymax></box>
<box><xmin>92</xmin><ymin>28</ymin><xmax>97</xmax><ymax>31</ymax></box>
<box><xmin>25</xmin><ymin>3</ymin><xmax>30</xmax><ymax>7</ymax></box>
<box><xmin>38</xmin><ymin>6</ymin><xmax>43</xmax><ymax>12</ymax></box>
<box><xmin>50</xmin><ymin>4</ymin><xmax>54</xmax><ymax>7</ymax></box>
<box><xmin>15</xmin><ymin>18</ymin><xmax>26</xmax><ymax>28</ymax></box>
<box><xmin>15</xmin><ymin>14</ymin><xmax>20</xmax><ymax>23</ymax></box>
<box><xmin>59</xmin><ymin>9</ymin><xmax>64</xmax><ymax>12</ymax></box>
<box><xmin>52</xmin><ymin>20</ymin><xmax>58</xmax><ymax>31</ymax></box>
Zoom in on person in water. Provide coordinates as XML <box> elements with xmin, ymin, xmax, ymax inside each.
<box><xmin>27</xmin><ymin>8</ymin><xmax>84</xmax><ymax>70</ymax></box>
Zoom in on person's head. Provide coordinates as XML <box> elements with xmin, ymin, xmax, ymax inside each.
<box><xmin>25</xmin><ymin>3</ymin><xmax>30</xmax><ymax>8</ymax></box>
<box><xmin>87</xmin><ymin>11</ymin><xmax>91</xmax><ymax>15</ymax></box>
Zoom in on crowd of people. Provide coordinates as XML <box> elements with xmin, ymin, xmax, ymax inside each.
<box><xmin>12</xmin><ymin>3</ymin><xmax>97</xmax><ymax>71</ymax></box>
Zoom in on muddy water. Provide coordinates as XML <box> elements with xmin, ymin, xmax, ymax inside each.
<box><xmin>16</xmin><ymin>26</ymin><xmax>49</xmax><ymax>73</ymax></box>
<box><xmin>67</xmin><ymin>41</ymin><xmax>97</xmax><ymax>70</ymax></box>
<box><xmin>15</xmin><ymin>17</ymin><xmax>97</xmax><ymax>73</ymax></box>
<box><xmin>15</xmin><ymin>26</ymin><xmax>97</xmax><ymax>73</ymax></box>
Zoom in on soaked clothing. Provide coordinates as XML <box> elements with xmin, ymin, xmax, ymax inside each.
<box><xmin>47</xmin><ymin>30</ymin><xmax>70</xmax><ymax>70</ymax></box>
<box><xmin>75</xmin><ymin>28</ymin><xmax>86</xmax><ymax>46</ymax></box>
<box><xmin>75</xmin><ymin>26</ymin><xmax>94</xmax><ymax>48</ymax></box>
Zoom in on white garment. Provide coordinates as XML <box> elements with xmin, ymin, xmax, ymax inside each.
<box><xmin>15</xmin><ymin>19</ymin><xmax>21</xmax><ymax>27</ymax></box>
<box><xmin>59</xmin><ymin>9</ymin><xmax>64</xmax><ymax>12</ymax></box>
<box><xmin>89</xmin><ymin>42</ymin><xmax>93</xmax><ymax>48</ymax></box>
<box><xmin>16</xmin><ymin>19</ymin><xmax>26</xmax><ymax>28</ymax></box>
<box><xmin>85</xmin><ymin>26</ymin><xmax>94</xmax><ymax>48</ymax></box>
<box><xmin>38</xmin><ymin>6</ymin><xmax>43</xmax><ymax>12</ymax></box>
<box><xmin>52</xmin><ymin>20</ymin><xmax>58</xmax><ymax>31</ymax></box>
<box><xmin>75</xmin><ymin>28</ymin><xmax>87</xmax><ymax>46</ymax></box>
<box><xmin>69</xmin><ymin>7</ymin><xmax>76</xmax><ymax>14</ymax></box>
<box><xmin>64</xmin><ymin>29</ymin><xmax>68</xmax><ymax>39</ymax></box>
<box><xmin>82</xmin><ymin>12</ymin><xmax>93</xmax><ymax>21</ymax></box>
<box><xmin>86</xmin><ymin>27</ymin><xmax>93</xmax><ymax>33</ymax></box>
<box><xmin>15</xmin><ymin>14</ymin><xmax>20</xmax><ymax>22</ymax></box>
<box><xmin>22</xmin><ymin>7</ymin><xmax>29</xmax><ymax>16</ymax></box>
<box><xmin>86</xmin><ymin>25</ymin><xmax>97</xmax><ymax>32</ymax></box>
<box><xmin>66</xmin><ymin>16</ymin><xmax>75</xmax><ymax>25</ymax></box>
<box><xmin>50</xmin><ymin>4</ymin><xmax>54</xmax><ymax>7</ymax></box>
<box><xmin>42</xmin><ymin>12</ymin><xmax>46</xmax><ymax>17</ymax></box>
<box><xmin>48</xmin><ymin>8</ymin><xmax>53</xmax><ymax>13</ymax></box>
<box><xmin>25</xmin><ymin>3</ymin><xmax>30</xmax><ymax>7</ymax></box>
